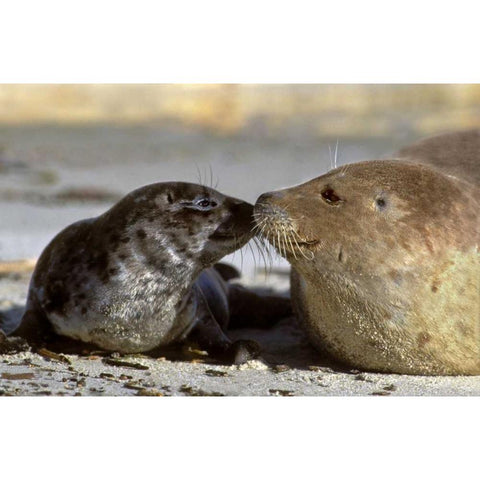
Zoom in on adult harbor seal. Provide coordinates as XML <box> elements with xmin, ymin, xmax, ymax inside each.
<box><xmin>1</xmin><ymin>182</ymin><xmax>290</xmax><ymax>362</ymax></box>
<box><xmin>254</xmin><ymin>130</ymin><xmax>480</xmax><ymax>375</ymax></box>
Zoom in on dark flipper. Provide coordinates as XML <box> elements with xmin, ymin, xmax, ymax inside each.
<box><xmin>10</xmin><ymin>308</ymin><xmax>54</xmax><ymax>346</ymax></box>
<box><xmin>188</xmin><ymin>311</ymin><xmax>260</xmax><ymax>364</ymax></box>
<box><xmin>212</xmin><ymin>263</ymin><xmax>241</xmax><ymax>281</ymax></box>
<box><xmin>0</xmin><ymin>307</ymin><xmax>23</xmax><ymax>336</ymax></box>
<box><xmin>188</xmin><ymin>277</ymin><xmax>260</xmax><ymax>365</ymax></box>
<box><xmin>227</xmin><ymin>284</ymin><xmax>292</xmax><ymax>329</ymax></box>
<box><xmin>0</xmin><ymin>308</ymin><xmax>46</xmax><ymax>353</ymax></box>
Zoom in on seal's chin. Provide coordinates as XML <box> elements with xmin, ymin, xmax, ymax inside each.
<box><xmin>209</xmin><ymin>229</ymin><xmax>253</xmax><ymax>251</ymax></box>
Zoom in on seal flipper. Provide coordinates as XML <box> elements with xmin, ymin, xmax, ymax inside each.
<box><xmin>227</xmin><ymin>284</ymin><xmax>292</xmax><ymax>329</ymax></box>
<box><xmin>10</xmin><ymin>307</ymin><xmax>54</xmax><ymax>346</ymax></box>
<box><xmin>188</xmin><ymin>271</ymin><xmax>260</xmax><ymax>364</ymax></box>
<box><xmin>213</xmin><ymin>263</ymin><xmax>241</xmax><ymax>281</ymax></box>
<box><xmin>0</xmin><ymin>307</ymin><xmax>52</xmax><ymax>353</ymax></box>
<box><xmin>188</xmin><ymin>314</ymin><xmax>261</xmax><ymax>365</ymax></box>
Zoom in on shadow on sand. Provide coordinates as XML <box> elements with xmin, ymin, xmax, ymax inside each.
<box><xmin>1</xmin><ymin>300</ymin><xmax>350</xmax><ymax>373</ymax></box>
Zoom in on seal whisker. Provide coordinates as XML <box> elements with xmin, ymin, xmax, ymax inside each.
<box><xmin>208</xmin><ymin>164</ymin><xmax>214</xmax><ymax>189</ymax></box>
<box><xmin>334</xmin><ymin>138</ymin><xmax>339</xmax><ymax>169</ymax></box>
<box><xmin>328</xmin><ymin>144</ymin><xmax>333</xmax><ymax>171</ymax></box>
<box><xmin>256</xmin><ymin>235</ymin><xmax>274</xmax><ymax>271</ymax></box>
<box><xmin>289</xmin><ymin>229</ymin><xmax>315</xmax><ymax>261</ymax></box>
<box><xmin>282</xmin><ymin>229</ymin><xmax>289</xmax><ymax>259</ymax></box>
<box><xmin>195</xmin><ymin>163</ymin><xmax>204</xmax><ymax>187</ymax></box>
<box><xmin>339</xmin><ymin>162</ymin><xmax>350</xmax><ymax>178</ymax></box>
<box><xmin>277</xmin><ymin>230</ymin><xmax>284</xmax><ymax>260</ymax></box>
<box><xmin>247</xmin><ymin>240</ymin><xmax>258</xmax><ymax>273</ymax></box>
<box><xmin>278</xmin><ymin>228</ymin><xmax>285</xmax><ymax>259</ymax></box>
<box><xmin>286</xmin><ymin>232</ymin><xmax>298</xmax><ymax>260</ymax></box>
<box><xmin>253</xmin><ymin>236</ymin><xmax>271</xmax><ymax>275</ymax></box>
<box><xmin>239</xmin><ymin>236</ymin><xmax>244</xmax><ymax>273</ymax></box>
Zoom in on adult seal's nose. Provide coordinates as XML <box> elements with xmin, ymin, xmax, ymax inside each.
<box><xmin>255</xmin><ymin>191</ymin><xmax>285</xmax><ymax>215</ymax></box>
<box><xmin>256</xmin><ymin>191</ymin><xmax>284</xmax><ymax>205</ymax></box>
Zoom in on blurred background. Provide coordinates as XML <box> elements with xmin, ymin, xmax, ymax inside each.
<box><xmin>1</xmin><ymin>84</ymin><xmax>479</xmax><ymax>277</ymax></box>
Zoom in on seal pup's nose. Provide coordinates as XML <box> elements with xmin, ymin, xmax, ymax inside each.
<box><xmin>230</xmin><ymin>200</ymin><xmax>254</xmax><ymax>217</ymax></box>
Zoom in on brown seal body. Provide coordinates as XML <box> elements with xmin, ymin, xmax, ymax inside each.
<box><xmin>255</xmin><ymin>130</ymin><xmax>480</xmax><ymax>375</ymax></box>
<box><xmin>2</xmin><ymin>182</ymin><xmax>290</xmax><ymax>360</ymax></box>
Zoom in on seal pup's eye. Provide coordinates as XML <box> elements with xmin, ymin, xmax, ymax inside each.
<box><xmin>321</xmin><ymin>186</ymin><xmax>342</xmax><ymax>205</ymax></box>
<box><xmin>194</xmin><ymin>198</ymin><xmax>218</xmax><ymax>209</ymax></box>
<box><xmin>180</xmin><ymin>197</ymin><xmax>219</xmax><ymax>210</ymax></box>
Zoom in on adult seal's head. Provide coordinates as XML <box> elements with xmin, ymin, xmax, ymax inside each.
<box><xmin>254</xmin><ymin>132</ymin><xmax>480</xmax><ymax>375</ymax></box>
<box><xmin>9</xmin><ymin>182</ymin><xmax>257</xmax><ymax>355</ymax></box>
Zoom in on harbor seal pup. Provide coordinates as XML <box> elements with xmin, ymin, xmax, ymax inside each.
<box><xmin>254</xmin><ymin>130</ymin><xmax>480</xmax><ymax>375</ymax></box>
<box><xmin>2</xmin><ymin>182</ymin><xmax>290</xmax><ymax>362</ymax></box>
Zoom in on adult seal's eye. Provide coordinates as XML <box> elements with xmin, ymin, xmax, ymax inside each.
<box><xmin>321</xmin><ymin>186</ymin><xmax>342</xmax><ymax>205</ymax></box>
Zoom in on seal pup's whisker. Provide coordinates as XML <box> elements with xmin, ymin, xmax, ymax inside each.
<box><xmin>195</xmin><ymin>163</ymin><xmax>205</xmax><ymax>187</ymax></box>
<box><xmin>208</xmin><ymin>164</ymin><xmax>214</xmax><ymax>189</ymax></box>
<box><xmin>256</xmin><ymin>234</ymin><xmax>274</xmax><ymax>269</ymax></box>
<box><xmin>253</xmin><ymin>236</ymin><xmax>272</xmax><ymax>276</ymax></box>
<box><xmin>246</xmin><ymin>240</ymin><xmax>258</xmax><ymax>273</ymax></box>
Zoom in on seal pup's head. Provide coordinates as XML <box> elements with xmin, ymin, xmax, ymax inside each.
<box><xmin>254</xmin><ymin>160</ymin><xmax>479</xmax><ymax>281</ymax></box>
<box><xmin>99</xmin><ymin>181</ymin><xmax>254</xmax><ymax>276</ymax></box>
